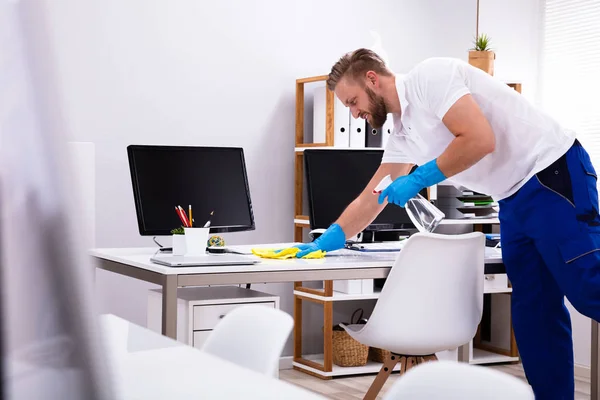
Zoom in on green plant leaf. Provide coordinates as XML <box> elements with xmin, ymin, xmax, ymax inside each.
<box><xmin>472</xmin><ymin>33</ymin><xmax>492</xmax><ymax>51</ymax></box>
<box><xmin>171</xmin><ymin>226</ymin><xmax>185</xmax><ymax>235</ymax></box>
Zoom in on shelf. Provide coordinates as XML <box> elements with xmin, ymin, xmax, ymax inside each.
<box><xmin>295</xmin><ymin>146</ymin><xmax>384</xmax><ymax>152</ymax></box>
<box><xmin>293</xmin><ymin>348</ymin><xmax>517</xmax><ymax>379</ymax></box>
<box><xmin>440</xmin><ymin>218</ymin><xmax>499</xmax><ymax>225</ymax></box>
<box><xmin>485</xmin><ymin>287</ymin><xmax>512</xmax><ymax>294</ymax></box>
<box><xmin>293</xmin><ymin>349</ymin><xmax>518</xmax><ymax>378</ymax></box>
<box><xmin>293</xmin><ymin>355</ymin><xmax>402</xmax><ymax>378</ymax></box>
<box><xmin>294</xmin><ymin>217</ymin><xmax>499</xmax><ymax>227</ymax></box>
<box><xmin>294</xmin><ymin>218</ymin><xmax>310</xmax><ymax>226</ymax></box>
<box><xmin>294</xmin><ymin>290</ymin><xmax>381</xmax><ymax>302</ymax></box>
<box><xmin>295</xmin><ymin>286</ymin><xmax>510</xmax><ymax>301</ymax></box>
<box><xmin>296</xmin><ymin>75</ymin><xmax>328</xmax><ymax>84</ymax></box>
<box><xmin>470</xmin><ymin>348</ymin><xmax>519</xmax><ymax>365</ymax></box>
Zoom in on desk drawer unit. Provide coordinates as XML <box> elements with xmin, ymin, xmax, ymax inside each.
<box><xmin>147</xmin><ymin>286</ymin><xmax>280</xmax><ymax>346</ymax></box>
<box><xmin>192</xmin><ymin>301</ymin><xmax>275</xmax><ymax>330</ymax></box>
<box><xmin>192</xmin><ymin>330</ymin><xmax>212</xmax><ymax>349</ymax></box>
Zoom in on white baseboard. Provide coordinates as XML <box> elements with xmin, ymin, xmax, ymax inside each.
<box><xmin>280</xmin><ymin>356</ymin><xmax>294</xmax><ymax>370</ymax></box>
<box><xmin>575</xmin><ymin>363</ymin><xmax>590</xmax><ymax>380</ymax></box>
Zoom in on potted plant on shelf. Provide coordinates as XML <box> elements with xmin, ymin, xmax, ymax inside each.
<box><xmin>468</xmin><ymin>33</ymin><xmax>495</xmax><ymax>76</ymax></box>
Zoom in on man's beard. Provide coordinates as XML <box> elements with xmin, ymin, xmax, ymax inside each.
<box><xmin>365</xmin><ymin>86</ymin><xmax>388</xmax><ymax>129</ymax></box>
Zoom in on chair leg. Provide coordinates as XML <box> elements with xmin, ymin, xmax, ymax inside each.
<box><xmin>405</xmin><ymin>356</ymin><xmax>417</xmax><ymax>372</ymax></box>
<box><xmin>363</xmin><ymin>353</ymin><xmax>438</xmax><ymax>400</ymax></box>
<box><xmin>363</xmin><ymin>353</ymin><xmax>401</xmax><ymax>400</ymax></box>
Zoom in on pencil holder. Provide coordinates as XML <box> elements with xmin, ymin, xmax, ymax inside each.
<box><xmin>172</xmin><ymin>234</ymin><xmax>186</xmax><ymax>256</ymax></box>
<box><xmin>184</xmin><ymin>227</ymin><xmax>209</xmax><ymax>255</ymax></box>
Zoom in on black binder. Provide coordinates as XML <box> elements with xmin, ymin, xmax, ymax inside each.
<box><xmin>365</xmin><ymin>122</ymin><xmax>382</xmax><ymax>148</ymax></box>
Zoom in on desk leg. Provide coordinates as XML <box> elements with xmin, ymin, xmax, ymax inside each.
<box><xmin>592</xmin><ymin>320</ymin><xmax>599</xmax><ymax>400</ymax></box>
<box><xmin>162</xmin><ymin>275</ymin><xmax>177</xmax><ymax>339</ymax></box>
<box><xmin>457</xmin><ymin>344</ymin><xmax>469</xmax><ymax>363</ymax></box>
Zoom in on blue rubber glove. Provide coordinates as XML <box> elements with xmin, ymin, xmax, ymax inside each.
<box><xmin>378</xmin><ymin>159</ymin><xmax>446</xmax><ymax>207</ymax></box>
<box><xmin>295</xmin><ymin>223</ymin><xmax>346</xmax><ymax>258</ymax></box>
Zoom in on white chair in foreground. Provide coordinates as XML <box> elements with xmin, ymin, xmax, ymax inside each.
<box><xmin>383</xmin><ymin>360</ymin><xmax>534</xmax><ymax>399</ymax></box>
<box><xmin>201</xmin><ymin>305</ymin><xmax>293</xmax><ymax>377</ymax></box>
<box><xmin>340</xmin><ymin>232</ymin><xmax>485</xmax><ymax>400</ymax></box>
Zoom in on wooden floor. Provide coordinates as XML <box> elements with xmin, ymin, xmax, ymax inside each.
<box><xmin>280</xmin><ymin>364</ymin><xmax>591</xmax><ymax>399</ymax></box>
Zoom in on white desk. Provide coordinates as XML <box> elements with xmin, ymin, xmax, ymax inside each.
<box><xmin>91</xmin><ymin>244</ymin><xmax>600</xmax><ymax>399</ymax></box>
<box><xmin>91</xmin><ymin>243</ymin><xmax>502</xmax><ymax>339</ymax></box>
<box><xmin>99</xmin><ymin>314</ymin><xmax>324</xmax><ymax>399</ymax></box>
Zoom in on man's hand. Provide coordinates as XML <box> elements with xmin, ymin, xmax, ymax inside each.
<box><xmin>294</xmin><ymin>223</ymin><xmax>346</xmax><ymax>258</ymax></box>
<box><xmin>378</xmin><ymin>159</ymin><xmax>446</xmax><ymax>207</ymax></box>
<box><xmin>378</xmin><ymin>174</ymin><xmax>423</xmax><ymax>207</ymax></box>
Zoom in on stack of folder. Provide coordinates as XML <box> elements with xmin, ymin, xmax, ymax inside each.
<box><xmin>456</xmin><ymin>191</ymin><xmax>498</xmax><ymax>217</ymax></box>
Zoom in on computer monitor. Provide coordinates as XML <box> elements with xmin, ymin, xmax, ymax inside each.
<box><xmin>304</xmin><ymin>149</ymin><xmax>427</xmax><ymax>232</ymax></box>
<box><xmin>127</xmin><ymin>145</ymin><xmax>255</xmax><ymax>235</ymax></box>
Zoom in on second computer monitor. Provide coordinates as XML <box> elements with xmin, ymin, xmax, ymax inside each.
<box><xmin>304</xmin><ymin>149</ymin><xmax>426</xmax><ymax>232</ymax></box>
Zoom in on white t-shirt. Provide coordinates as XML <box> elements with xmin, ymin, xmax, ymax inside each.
<box><xmin>381</xmin><ymin>57</ymin><xmax>576</xmax><ymax>201</ymax></box>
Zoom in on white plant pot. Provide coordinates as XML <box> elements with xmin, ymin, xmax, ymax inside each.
<box><xmin>172</xmin><ymin>234</ymin><xmax>186</xmax><ymax>256</ymax></box>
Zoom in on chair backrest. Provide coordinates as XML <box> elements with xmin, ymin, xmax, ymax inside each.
<box><xmin>360</xmin><ymin>232</ymin><xmax>485</xmax><ymax>355</ymax></box>
<box><xmin>201</xmin><ymin>305</ymin><xmax>293</xmax><ymax>377</ymax></box>
<box><xmin>383</xmin><ymin>361</ymin><xmax>534</xmax><ymax>399</ymax></box>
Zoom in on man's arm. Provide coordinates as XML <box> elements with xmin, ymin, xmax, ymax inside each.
<box><xmin>378</xmin><ymin>94</ymin><xmax>495</xmax><ymax>208</ymax></box>
<box><xmin>334</xmin><ymin>162</ymin><xmax>413</xmax><ymax>239</ymax></box>
<box><xmin>294</xmin><ymin>161</ymin><xmax>413</xmax><ymax>258</ymax></box>
<box><xmin>435</xmin><ymin>93</ymin><xmax>495</xmax><ymax>178</ymax></box>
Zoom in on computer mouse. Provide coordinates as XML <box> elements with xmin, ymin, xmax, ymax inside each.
<box><xmin>309</xmin><ymin>229</ymin><xmax>326</xmax><ymax>240</ymax></box>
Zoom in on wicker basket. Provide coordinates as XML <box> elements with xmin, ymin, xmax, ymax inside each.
<box><xmin>368</xmin><ymin>347</ymin><xmax>391</xmax><ymax>363</ymax></box>
<box><xmin>332</xmin><ymin>326</ymin><xmax>369</xmax><ymax>367</ymax></box>
<box><xmin>330</xmin><ymin>309</ymin><xmax>369</xmax><ymax>367</ymax></box>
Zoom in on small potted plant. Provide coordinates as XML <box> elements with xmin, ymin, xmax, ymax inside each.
<box><xmin>171</xmin><ymin>226</ymin><xmax>186</xmax><ymax>255</ymax></box>
<box><xmin>468</xmin><ymin>33</ymin><xmax>495</xmax><ymax>76</ymax></box>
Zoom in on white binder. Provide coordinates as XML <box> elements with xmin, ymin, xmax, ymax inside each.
<box><xmin>381</xmin><ymin>114</ymin><xmax>394</xmax><ymax>149</ymax></box>
<box><xmin>349</xmin><ymin>115</ymin><xmax>366</xmax><ymax>148</ymax></box>
<box><xmin>332</xmin><ymin>93</ymin><xmax>350</xmax><ymax>147</ymax></box>
<box><xmin>312</xmin><ymin>86</ymin><xmax>327</xmax><ymax>144</ymax></box>
<box><xmin>313</xmin><ymin>85</ymin><xmax>350</xmax><ymax>147</ymax></box>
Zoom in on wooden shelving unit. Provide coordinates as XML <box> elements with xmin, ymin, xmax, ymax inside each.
<box><xmin>294</xmin><ymin>75</ymin><xmax>334</xmax><ymax>242</ymax></box>
<box><xmin>291</xmin><ymin>74</ymin><xmax>523</xmax><ymax>379</ymax></box>
<box><xmin>292</xmin><ymin>271</ymin><xmax>517</xmax><ymax>379</ymax></box>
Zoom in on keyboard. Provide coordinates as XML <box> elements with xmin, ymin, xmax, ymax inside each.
<box><xmin>346</xmin><ymin>241</ymin><xmax>406</xmax><ymax>252</ymax></box>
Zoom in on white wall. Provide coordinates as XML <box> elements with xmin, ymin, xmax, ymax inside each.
<box><xmin>478</xmin><ymin>0</ymin><xmax>543</xmax><ymax>103</ymax></box>
<box><xmin>43</xmin><ymin>0</ymin><xmax>589</xmax><ymax>369</ymax></box>
<box><xmin>41</xmin><ymin>0</ymin><xmax>477</xmax><ymax>357</ymax></box>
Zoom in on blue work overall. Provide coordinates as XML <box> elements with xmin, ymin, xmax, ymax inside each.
<box><xmin>499</xmin><ymin>139</ymin><xmax>600</xmax><ymax>399</ymax></box>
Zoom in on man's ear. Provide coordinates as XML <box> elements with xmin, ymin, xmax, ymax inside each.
<box><xmin>365</xmin><ymin>71</ymin><xmax>378</xmax><ymax>87</ymax></box>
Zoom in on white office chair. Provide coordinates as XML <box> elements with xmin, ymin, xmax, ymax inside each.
<box><xmin>382</xmin><ymin>360</ymin><xmax>534</xmax><ymax>399</ymax></box>
<box><xmin>200</xmin><ymin>305</ymin><xmax>294</xmax><ymax>377</ymax></box>
<box><xmin>339</xmin><ymin>232</ymin><xmax>485</xmax><ymax>400</ymax></box>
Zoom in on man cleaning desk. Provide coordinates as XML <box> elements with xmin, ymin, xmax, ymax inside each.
<box><xmin>291</xmin><ymin>48</ymin><xmax>600</xmax><ymax>399</ymax></box>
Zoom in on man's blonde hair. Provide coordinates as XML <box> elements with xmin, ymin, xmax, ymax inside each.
<box><xmin>326</xmin><ymin>48</ymin><xmax>392</xmax><ymax>92</ymax></box>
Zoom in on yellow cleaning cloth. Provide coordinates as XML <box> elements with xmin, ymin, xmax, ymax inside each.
<box><xmin>251</xmin><ymin>247</ymin><xmax>326</xmax><ymax>259</ymax></box>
